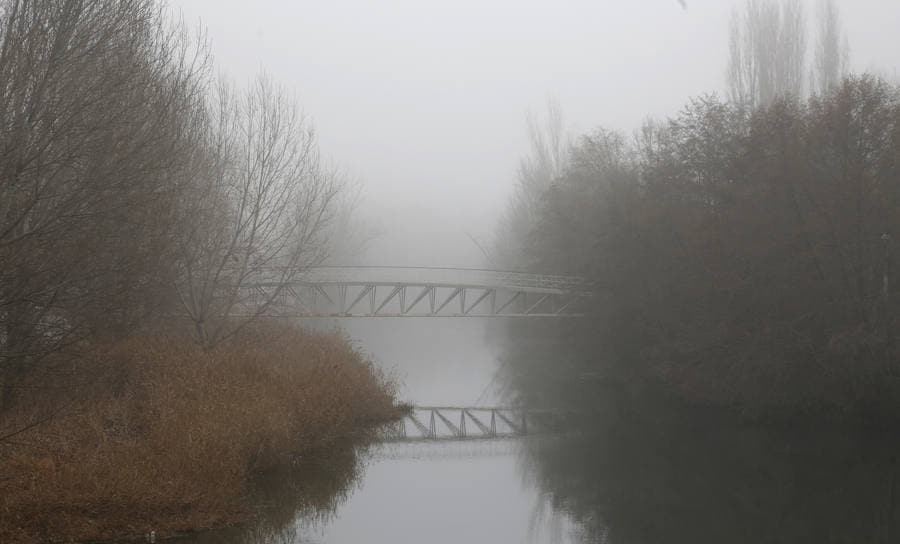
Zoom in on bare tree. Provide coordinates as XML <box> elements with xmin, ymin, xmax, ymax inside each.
<box><xmin>812</xmin><ymin>0</ymin><xmax>849</xmax><ymax>96</ymax></box>
<box><xmin>0</xmin><ymin>0</ymin><xmax>208</xmax><ymax>410</ymax></box>
<box><xmin>728</xmin><ymin>0</ymin><xmax>806</xmax><ymax>109</ymax></box>
<box><xmin>323</xmin><ymin>175</ymin><xmax>381</xmax><ymax>266</ymax></box>
<box><xmin>173</xmin><ymin>75</ymin><xmax>341</xmax><ymax>348</ymax></box>
<box><xmin>494</xmin><ymin>98</ymin><xmax>568</xmax><ymax>269</ymax></box>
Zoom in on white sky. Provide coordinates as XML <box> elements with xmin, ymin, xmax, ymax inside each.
<box><xmin>172</xmin><ymin>0</ymin><xmax>900</xmax><ymax>267</ymax></box>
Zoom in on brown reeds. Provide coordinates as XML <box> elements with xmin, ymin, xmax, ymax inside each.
<box><xmin>0</xmin><ymin>323</ymin><xmax>402</xmax><ymax>543</ymax></box>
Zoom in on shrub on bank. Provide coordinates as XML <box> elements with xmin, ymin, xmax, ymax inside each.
<box><xmin>0</xmin><ymin>323</ymin><xmax>401</xmax><ymax>543</ymax></box>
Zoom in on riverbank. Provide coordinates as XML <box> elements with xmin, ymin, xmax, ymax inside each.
<box><xmin>497</xmin><ymin>316</ymin><xmax>900</xmax><ymax>435</ymax></box>
<box><xmin>0</xmin><ymin>323</ymin><xmax>403</xmax><ymax>543</ymax></box>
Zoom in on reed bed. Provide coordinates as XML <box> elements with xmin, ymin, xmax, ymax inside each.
<box><xmin>0</xmin><ymin>323</ymin><xmax>402</xmax><ymax>543</ymax></box>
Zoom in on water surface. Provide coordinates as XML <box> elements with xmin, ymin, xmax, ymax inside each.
<box><xmin>186</xmin><ymin>319</ymin><xmax>900</xmax><ymax>544</ymax></box>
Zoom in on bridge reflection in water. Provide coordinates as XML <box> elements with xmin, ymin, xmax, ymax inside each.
<box><xmin>379</xmin><ymin>406</ymin><xmax>568</xmax><ymax>443</ymax></box>
<box><xmin>372</xmin><ymin>437</ymin><xmax>526</xmax><ymax>462</ymax></box>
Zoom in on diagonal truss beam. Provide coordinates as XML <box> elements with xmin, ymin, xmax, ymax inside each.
<box><xmin>433</xmin><ymin>409</ymin><xmax>461</xmax><ymax>437</ymax></box>
<box><xmin>407</xmin><ymin>413</ymin><xmax>433</xmax><ymax>438</ymax></box>
<box><xmin>345</xmin><ymin>285</ymin><xmax>373</xmax><ymax>314</ymax></box>
<box><xmin>463</xmin><ymin>409</ymin><xmax>493</xmax><ymax>436</ymax></box>
<box><xmin>405</xmin><ymin>286</ymin><xmax>433</xmax><ymax>314</ymax></box>
<box><xmin>434</xmin><ymin>287</ymin><xmax>463</xmax><ymax>315</ymax></box>
<box><xmin>374</xmin><ymin>285</ymin><xmax>404</xmax><ymax>315</ymax></box>
<box><xmin>236</xmin><ymin>267</ymin><xmax>591</xmax><ymax>318</ymax></box>
<box><xmin>465</xmin><ymin>289</ymin><xmax>494</xmax><ymax>315</ymax></box>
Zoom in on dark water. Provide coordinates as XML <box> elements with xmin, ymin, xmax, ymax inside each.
<box><xmin>183</xmin><ymin>411</ymin><xmax>900</xmax><ymax>544</ymax></box>
<box><xmin>522</xmin><ymin>411</ymin><xmax>900</xmax><ymax>543</ymax></box>
<box><xmin>183</xmin><ymin>320</ymin><xmax>900</xmax><ymax>543</ymax></box>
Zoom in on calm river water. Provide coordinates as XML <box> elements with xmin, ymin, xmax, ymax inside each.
<box><xmin>184</xmin><ymin>319</ymin><xmax>900</xmax><ymax>544</ymax></box>
<box><xmin>186</xmin><ymin>319</ymin><xmax>582</xmax><ymax>544</ymax></box>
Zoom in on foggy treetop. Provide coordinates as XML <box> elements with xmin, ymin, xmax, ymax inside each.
<box><xmin>174</xmin><ymin>0</ymin><xmax>900</xmax><ymax>268</ymax></box>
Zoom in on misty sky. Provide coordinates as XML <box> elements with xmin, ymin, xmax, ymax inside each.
<box><xmin>172</xmin><ymin>0</ymin><xmax>900</xmax><ymax>268</ymax></box>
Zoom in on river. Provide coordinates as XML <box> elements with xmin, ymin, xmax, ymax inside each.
<box><xmin>293</xmin><ymin>320</ymin><xmax>578</xmax><ymax>544</ymax></box>
<box><xmin>183</xmin><ymin>318</ymin><xmax>900</xmax><ymax>544</ymax></box>
<box><xmin>182</xmin><ymin>319</ymin><xmax>582</xmax><ymax>543</ymax></box>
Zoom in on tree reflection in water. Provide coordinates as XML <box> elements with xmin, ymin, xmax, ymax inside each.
<box><xmin>186</xmin><ymin>439</ymin><xmax>371</xmax><ymax>544</ymax></box>
<box><xmin>496</xmin><ymin>321</ymin><xmax>900</xmax><ymax>543</ymax></box>
<box><xmin>518</xmin><ymin>407</ymin><xmax>900</xmax><ymax>543</ymax></box>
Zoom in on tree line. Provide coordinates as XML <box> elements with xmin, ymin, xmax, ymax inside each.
<box><xmin>0</xmin><ymin>0</ymin><xmax>343</xmax><ymax>416</ymax></box>
<box><xmin>527</xmin><ymin>77</ymin><xmax>900</xmax><ymax>413</ymax></box>
<box><xmin>499</xmin><ymin>0</ymin><xmax>900</xmax><ymax>416</ymax></box>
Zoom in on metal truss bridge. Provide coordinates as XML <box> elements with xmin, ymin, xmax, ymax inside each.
<box><xmin>242</xmin><ymin>266</ymin><xmax>591</xmax><ymax>318</ymax></box>
<box><xmin>379</xmin><ymin>406</ymin><xmax>569</xmax><ymax>443</ymax></box>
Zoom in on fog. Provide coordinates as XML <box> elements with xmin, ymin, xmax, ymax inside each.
<box><xmin>173</xmin><ymin>0</ymin><xmax>900</xmax><ymax>268</ymax></box>
<box><xmin>169</xmin><ymin>0</ymin><xmax>900</xmax><ymax>408</ymax></box>
<box><xmin>6</xmin><ymin>1</ymin><xmax>900</xmax><ymax>542</ymax></box>
<box><xmin>157</xmin><ymin>5</ymin><xmax>900</xmax><ymax>542</ymax></box>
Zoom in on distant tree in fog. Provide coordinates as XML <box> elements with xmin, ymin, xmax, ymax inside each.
<box><xmin>728</xmin><ymin>0</ymin><xmax>806</xmax><ymax>109</ymax></box>
<box><xmin>728</xmin><ymin>0</ymin><xmax>851</xmax><ymax>108</ymax></box>
<box><xmin>812</xmin><ymin>0</ymin><xmax>849</xmax><ymax>96</ymax></box>
<box><xmin>323</xmin><ymin>176</ymin><xmax>381</xmax><ymax>266</ymax></box>
<box><xmin>494</xmin><ymin>99</ymin><xmax>568</xmax><ymax>269</ymax></box>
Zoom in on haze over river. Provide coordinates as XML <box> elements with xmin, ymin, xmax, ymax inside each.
<box><xmin>182</xmin><ymin>315</ymin><xmax>900</xmax><ymax>544</ymax></box>
<box><xmin>184</xmin><ymin>318</ymin><xmax>582</xmax><ymax>544</ymax></box>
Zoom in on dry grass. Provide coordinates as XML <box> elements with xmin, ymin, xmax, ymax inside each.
<box><xmin>0</xmin><ymin>323</ymin><xmax>402</xmax><ymax>543</ymax></box>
